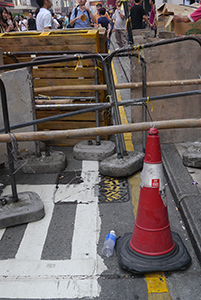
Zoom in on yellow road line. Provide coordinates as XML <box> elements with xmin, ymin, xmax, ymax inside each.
<box><xmin>111</xmin><ymin>59</ymin><xmax>172</xmax><ymax>300</ymax></box>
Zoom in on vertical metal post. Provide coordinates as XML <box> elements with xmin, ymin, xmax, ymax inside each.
<box><xmin>141</xmin><ymin>58</ymin><xmax>147</xmax><ymax>152</ymax></box>
<box><xmin>0</xmin><ymin>79</ymin><xmax>18</xmax><ymax>201</ymax></box>
<box><xmin>102</xmin><ymin>60</ymin><xmax>123</xmax><ymax>158</ymax></box>
<box><xmin>94</xmin><ymin>59</ymin><xmax>101</xmax><ymax>145</ymax></box>
<box><xmin>28</xmin><ymin>66</ymin><xmax>41</xmax><ymax>157</ymax></box>
<box><xmin>107</xmin><ymin>59</ymin><xmax>127</xmax><ymax>156</ymax></box>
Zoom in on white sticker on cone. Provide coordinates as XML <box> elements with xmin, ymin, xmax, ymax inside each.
<box><xmin>152</xmin><ymin>179</ymin><xmax>160</xmax><ymax>188</ymax></box>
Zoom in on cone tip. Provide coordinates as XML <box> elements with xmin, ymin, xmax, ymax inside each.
<box><xmin>148</xmin><ymin>128</ymin><xmax>158</xmax><ymax>135</ymax></box>
<box><xmin>144</xmin><ymin>127</ymin><xmax>162</xmax><ymax>163</ymax></box>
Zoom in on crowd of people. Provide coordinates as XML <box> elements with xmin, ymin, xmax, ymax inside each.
<box><xmin>2</xmin><ymin>0</ymin><xmax>201</xmax><ymax>50</ymax></box>
<box><xmin>0</xmin><ymin>0</ymin><xmax>158</xmax><ymax>50</ymax></box>
<box><xmin>0</xmin><ymin>8</ymin><xmax>36</xmax><ymax>32</ymax></box>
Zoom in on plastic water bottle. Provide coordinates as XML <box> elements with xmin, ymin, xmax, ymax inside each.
<box><xmin>102</xmin><ymin>230</ymin><xmax>116</xmax><ymax>257</ymax></box>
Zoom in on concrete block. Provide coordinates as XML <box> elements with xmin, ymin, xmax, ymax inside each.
<box><xmin>183</xmin><ymin>140</ymin><xmax>201</xmax><ymax>168</ymax></box>
<box><xmin>73</xmin><ymin>140</ymin><xmax>116</xmax><ymax>161</ymax></box>
<box><xmin>132</xmin><ymin>28</ymin><xmax>154</xmax><ymax>39</ymax></box>
<box><xmin>158</xmin><ymin>31</ymin><xmax>176</xmax><ymax>39</ymax></box>
<box><xmin>22</xmin><ymin>150</ymin><xmax>66</xmax><ymax>173</ymax></box>
<box><xmin>133</xmin><ymin>36</ymin><xmax>144</xmax><ymax>45</ymax></box>
<box><xmin>99</xmin><ymin>151</ymin><xmax>144</xmax><ymax>177</ymax></box>
<box><xmin>0</xmin><ymin>191</ymin><xmax>45</xmax><ymax>228</ymax></box>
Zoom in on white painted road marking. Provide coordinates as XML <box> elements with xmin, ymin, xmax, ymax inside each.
<box><xmin>0</xmin><ymin>161</ymin><xmax>106</xmax><ymax>299</ymax></box>
<box><xmin>15</xmin><ymin>185</ymin><xmax>55</xmax><ymax>260</ymax></box>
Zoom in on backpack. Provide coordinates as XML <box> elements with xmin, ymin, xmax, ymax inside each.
<box><xmin>68</xmin><ymin>6</ymin><xmax>91</xmax><ymax>28</ymax></box>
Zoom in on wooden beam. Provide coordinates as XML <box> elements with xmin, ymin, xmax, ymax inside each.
<box><xmin>34</xmin><ymin>78</ymin><xmax>201</xmax><ymax>93</ymax></box>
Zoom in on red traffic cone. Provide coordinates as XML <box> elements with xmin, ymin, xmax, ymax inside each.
<box><xmin>117</xmin><ymin>128</ymin><xmax>191</xmax><ymax>274</ymax></box>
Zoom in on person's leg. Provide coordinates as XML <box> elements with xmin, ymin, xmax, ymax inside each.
<box><xmin>107</xmin><ymin>37</ymin><xmax>110</xmax><ymax>51</ymax></box>
<box><xmin>119</xmin><ymin>29</ymin><xmax>128</xmax><ymax>48</ymax></box>
<box><xmin>115</xmin><ymin>29</ymin><xmax>122</xmax><ymax>48</ymax></box>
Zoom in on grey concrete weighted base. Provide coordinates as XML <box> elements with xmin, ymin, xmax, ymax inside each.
<box><xmin>100</xmin><ymin>151</ymin><xmax>144</xmax><ymax>177</ymax></box>
<box><xmin>73</xmin><ymin>140</ymin><xmax>116</xmax><ymax>161</ymax></box>
<box><xmin>22</xmin><ymin>150</ymin><xmax>66</xmax><ymax>173</ymax></box>
<box><xmin>0</xmin><ymin>191</ymin><xmax>45</xmax><ymax>228</ymax></box>
<box><xmin>183</xmin><ymin>141</ymin><xmax>201</xmax><ymax>168</ymax></box>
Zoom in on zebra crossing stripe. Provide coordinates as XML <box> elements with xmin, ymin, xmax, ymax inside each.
<box><xmin>15</xmin><ymin>185</ymin><xmax>55</xmax><ymax>260</ymax></box>
<box><xmin>0</xmin><ymin>161</ymin><xmax>106</xmax><ymax>299</ymax></box>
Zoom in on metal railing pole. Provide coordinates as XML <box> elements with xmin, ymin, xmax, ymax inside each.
<box><xmin>102</xmin><ymin>60</ymin><xmax>123</xmax><ymax>158</ymax></box>
<box><xmin>141</xmin><ymin>58</ymin><xmax>147</xmax><ymax>152</ymax></box>
<box><xmin>94</xmin><ymin>59</ymin><xmax>101</xmax><ymax>145</ymax></box>
<box><xmin>28</xmin><ymin>66</ymin><xmax>41</xmax><ymax>157</ymax></box>
<box><xmin>107</xmin><ymin>59</ymin><xmax>127</xmax><ymax>156</ymax></box>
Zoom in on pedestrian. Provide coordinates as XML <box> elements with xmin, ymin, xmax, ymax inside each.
<box><xmin>7</xmin><ymin>10</ymin><xmax>20</xmax><ymax>31</ymax></box>
<box><xmin>63</xmin><ymin>14</ymin><xmax>69</xmax><ymax>28</ymax></box>
<box><xmin>0</xmin><ymin>7</ymin><xmax>13</xmax><ymax>33</ymax></box>
<box><xmin>19</xmin><ymin>15</ymin><xmax>28</xmax><ymax>31</ymax></box>
<box><xmin>130</xmin><ymin>0</ymin><xmax>135</xmax><ymax>6</ymax></box>
<box><xmin>69</xmin><ymin>0</ymin><xmax>95</xmax><ymax>28</ymax></box>
<box><xmin>128</xmin><ymin>3</ymin><xmax>132</xmax><ymax>14</ymax></box>
<box><xmin>108</xmin><ymin>11</ymin><xmax>114</xmax><ymax>43</ymax></box>
<box><xmin>113</xmin><ymin>0</ymin><xmax>127</xmax><ymax>49</ymax></box>
<box><xmin>94</xmin><ymin>3</ymin><xmax>110</xmax><ymax>27</ymax></box>
<box><xmin>57</xmin><ymin>15</ymin><xmax>64</xmax><ymax>29</ymax></box>
<box><xmin>173</xmin><ymin>2</ymin><xmax>201</xmax><ymax>23</ymax></box>
<box><xmin>27</xmin><ymin>12</ymin><xmax>36</xmax><ymax>30</ymax></box>
<box><xmin>126</xmin><ymin>4</ymin><xmax>132</xmax><ymax>42</ymax></box>
<box><xmin>130</xmin><ymin>0</ymin><xmax>151</xmax><ymax>30</ymax></box>
<box><xmin>52</xmin><ymin>12</ymin><xmax>60</xmax><ymax>29</ymax></box>
<box><xmin>36</xmin><ymin>0</ymin><xmax>52</xmax><ymax>30</ymax></box>
<box><xmin>149</xmin><ymin>0</ymin><xmax>156</xmax><ymax>37</ymax></box>
<box><xmin>15</xmin><ymin>14</ymin><xmax>20</xmax><ymax>24</ymax></box>
<box><xmin>98</xmin><ymin>7</ymin><xmax>111</xmax><ymax>51</ymax></box>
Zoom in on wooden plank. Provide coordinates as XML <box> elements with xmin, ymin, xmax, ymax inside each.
<box><xmin>37</xmin><ymin>120</ymin><xmax>105</xmax><ymax>130</ymax></box>
<box><xmin>32</xmin><ymin>67</ymin><xmax>96</xmax><ymax>78</ymax></box>
<box><xmin>38</xmin><ymin>59</ymin><xmax>95</xmax><ymax>67</ymax></box>
<box><xmin>33</xmin><ymin>78</ymin><xmax>95</xmax><ymax>87</ymax></box>
<box><xmin>36</xmin><ymin>110</ymin><xmax>105</xmax><ymax>122</ymax></box>
<box><xmin>0</xmin><ymin>34</ymin><xmax>99</xmax><ymax>53</ymax></box>
<box><xmin>3</xmin><ymin>55</ymin><xmax>95</xmax><ymax>66</ymax></box>
<box><xmin>0</xmin><ymin>31</ymin><xmax>99</xmax><ymax>45</ymax></box>
<box><xmin>34</xmin><ymin>90</ymin><xmax>95</xmax><ymax>97</ymax></box>
<box><xmin>2</xmin><ymin>44</ymin><xmax>97</xmax><ymax>53</ymax></box>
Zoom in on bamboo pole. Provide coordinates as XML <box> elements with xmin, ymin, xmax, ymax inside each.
<box><xmin>34</xmin><ymin>78</ymin><xmax>201</xmax><ymax>93</ymax></box>
<box><xmin>35</xmin><ymin>99</ymin><xmax>73</xmax><ymax>104</ymax></box>
<box><xmin>1</xmin><ymin>118</ymin><xmax>201</xmax><ymax>143</ymax></box>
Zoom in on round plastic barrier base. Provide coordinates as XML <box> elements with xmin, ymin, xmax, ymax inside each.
<box><xmin>117</xmin><ymin>232</ymin><xmax>191</xmax><ymax>274</ymax></box>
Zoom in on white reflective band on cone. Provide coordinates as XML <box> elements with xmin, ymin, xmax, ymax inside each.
<box><xmin>140</xmin><ymin>162</ymin><xmax>165</xmax><ymax>190</ymax></box>
<box><xmin>141</xmin><ymin>163</ymin><xmax>167</xmax><ymax>206</ymax></box>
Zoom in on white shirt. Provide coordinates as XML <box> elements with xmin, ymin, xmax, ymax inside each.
<box><xmin>36</xmin><ymin>8</ymin><xmax>52</xmax><ymax>30</ymax></box>
<box><xmin>52</xmin><ymin>17</ymin><xmax>59</xmax><ymax>29</ymax></box>
<box><xmin>19</xmin><ymin>19</ymin><xmax>27</xmax><ymax>31</ymax></box>
<box><xmin>113</xmin><ymin>8</ymin><xmax>126</xmax><ymax>30</ymax></box>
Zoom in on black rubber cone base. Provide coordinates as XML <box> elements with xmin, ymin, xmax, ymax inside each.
<box><xmin>117</xmin><ymin>232</ymin><xmax>191</xmax><ymax>274</ymax></box>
